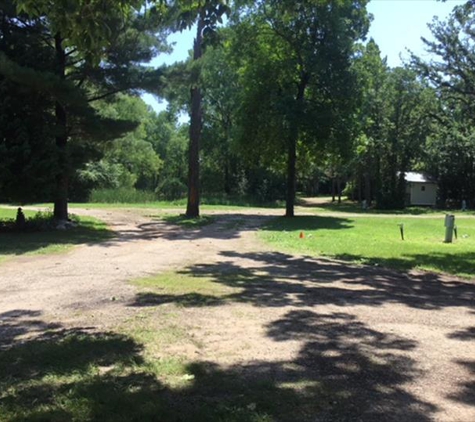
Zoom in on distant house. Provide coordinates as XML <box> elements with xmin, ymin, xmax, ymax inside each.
<box><xmin>404</xmin><ymin>172</ymin><xmax>437</xmax><ymax>206</ymax></box>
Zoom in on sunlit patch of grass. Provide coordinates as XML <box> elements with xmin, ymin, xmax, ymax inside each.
<box><xmin>133</xmin><ymin>271</ymin><xmax>236</xmax><ymax>300</ymax></box>
<box><xmin>260</xmin><ymin>215</ymin><xmax>475</xmax><ymax>278</ymax></box>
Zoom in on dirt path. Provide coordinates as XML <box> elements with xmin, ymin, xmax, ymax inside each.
<box><xmin>1</xmin><ymin>207</ymin><xmax>475</xmax><ymax>421</ymax></box>
<box><xmin>0</xmin><ymin>208</ymin><xmax>275</xmax><ymax>327</ymax></box>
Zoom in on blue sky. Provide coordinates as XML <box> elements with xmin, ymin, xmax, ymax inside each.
<box><xmin>142</xmin><ymin>0</ymin><xmax>465</xmax><ymax>113</ymax></box>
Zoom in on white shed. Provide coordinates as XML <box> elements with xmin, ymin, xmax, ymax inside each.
<box><xmin>404</xmin><ymin>172</ymin><xmax>437</xmax><ymax>206</ymax></box>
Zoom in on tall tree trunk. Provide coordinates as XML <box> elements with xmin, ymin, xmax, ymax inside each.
<box><xmin>223</xmin><ymin>122</ymin><xmax>231</xmax><ymax>195</ymax></box>
<box><xmin>337</xmin><ymin>177</ymin><xmax>342</xmax><ymax>204</ymax></box>
<box><xmin>285</xmin><ymin>75</ymin><xmax>308</xmax><ymax>218</ymax></box>
<box><xmin>186</xmin><ymin>15</ymin><xmax>204</xmax><ymax>218</ymax></box>
<box><xmin>285</xmin><ymin>135</ymin><xmax>297</xmax><ymax>217</ymax></box>
<box><xmin>331</xmin><ymin>177</ymin><xmax>336</xmax><ymax>202</ymax></box>
<box><xmin>358</xmin><ymin>173</ymin><xmax>362</xmax><ymax>203</ymax></box>
<box><xmin>364</xmin><ymin>172</ymin><xmax>371</xmax><ymax>206</ymax></box>
<box><xmin>54</xmin><ymin>32</ymin><xmax>69</xmax><ymax>221</ymax></box>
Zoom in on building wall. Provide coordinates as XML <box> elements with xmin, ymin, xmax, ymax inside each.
<box><xmin>410</xmin><ymin>182</ymin><xmax>437</xmax><ymax>206</ymax></box>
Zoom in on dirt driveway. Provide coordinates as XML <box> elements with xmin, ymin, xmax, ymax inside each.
<box><xmin>1</xmin><ymin>207</ymin><xmax>475</xmax><ymax>421</ymax></box>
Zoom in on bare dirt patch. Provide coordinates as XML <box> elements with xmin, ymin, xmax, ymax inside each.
<box><xmin>1</xmin><ymin>207</ymin><xmax>475</xmax><ymax>421</ymax></box>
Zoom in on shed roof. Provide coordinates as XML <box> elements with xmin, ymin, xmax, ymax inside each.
<box><xmin>404</xmin><ymin>172</ymin><xmax>436</xmax><ymax>183</ymax></box>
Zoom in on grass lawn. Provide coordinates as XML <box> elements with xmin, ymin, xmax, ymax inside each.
<box><xmin>0</xmin><ymin>328</ymin><xmax>275</xmax><ymax>422</ymax></box>
<box><xmin>260</xmin><ymin>215</ymin><xmax>475</xmax><ymax>278</ymax></box>
<box><xmin>28</xmin><ymin>198</ymin><xmax>284</xmax><ymax>212</ymax></box>
<box><xmin>0</xmin><ymin>208</ymin><xmax>112</xmax><ymax>263</ymax></box>
<box><xmin>298</xmin><ymin>196</ymin><xmax>475</xmax><ymax>216</ymax></box>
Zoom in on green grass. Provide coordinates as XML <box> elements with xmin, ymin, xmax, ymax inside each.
<box><xmin>88</xmin><ymin>189</ymin><xmax>284</xmax><ymax>208</ymax></box>
<box><xmin>160</xmin><ymin>214</ymin><xmax>215</xmax><ymax>228</ymax></box>
<box><xmin>0</xmin><ymin>313</ymin><xmax>275</xmax><ymax>421</ymax></box>
<box><xmin>89</xmin><ymin>187</ymin><xmax>159</xmax><ymax>203</ymax></box>
<box><xmin>23</xmin><ymin>201</ymin><xmax>188</xmax><ymax>209</ymax></box>
<box><xmin>132</xmin><ymin>271</ymin><xmax>236</xmax><ymax>307</ymax></box>
<box><xmin>26</xmin><ymin>195</ymin><xmax>284</xmax><ymax>212</ymax></box>
<box><xmin>298</xmin><ymin>196</ymin><xmax>475</xmax><ymax>216</ymax></box>
<box><xmin>260</xmin><ymin>215</ymin><xmax>475</xmax><ymax>278</ymax></box>
<box><xmin>0</xmin><ymin>207</ymin><xmax>113</xmax><ymax>263</ymax></box>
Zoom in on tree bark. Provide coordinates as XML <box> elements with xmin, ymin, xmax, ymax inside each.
<box><xmin>358</xmin><ymin>173</ymin><xmax>362</xmax><ymax>203</ymax></box>
<box><xmin>54</xmin><ymin>32</ymin><xmax>69</xmax><ymax>221</ymax></box>
<box><xmin>186</xmin><ymin>14</ymin><xmax>204</xmax><ymax>218</ymax></box>
<box><xmin>364</xmin><ymin>172</ymin><xmax>371</xmax><ymax>206</ymax></box>
<box><xmin>337</xmin><ymin>177</ymin><xmax>342</xmax><ymax>204</ymax></box>
<box><xmin>285</xmin><ymin>135</ymin><xmax>297</xmax><ymax>217</ymax></box>
<box><xmin>285</xmin><ymin>75</ymin><xmax>308</xmax><ymax>218</ymax></box>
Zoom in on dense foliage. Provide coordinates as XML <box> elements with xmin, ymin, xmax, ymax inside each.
<box><xmin>1</xmin><ymin>0</ymin><xmax>475</xmax><ymax>213</ymax></box>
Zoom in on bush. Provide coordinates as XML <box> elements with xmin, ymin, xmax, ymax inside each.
<box><xmin>156</xmin><ymin>178</ymin><xmax>187</xmax><ymax>200</ymax></box>
<box><xmin>89</xmin><ymin>188</ymin><xmax>158</xmax><ymax>203</ymax></box>
<box><xmin>0</xmin><ymin>210</ymin><xmax>58</xmax><ymax>232</ymax></box>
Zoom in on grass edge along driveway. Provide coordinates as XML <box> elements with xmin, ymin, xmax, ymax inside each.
<box><xmin>259</xmin><ymin>215</ymin><xmax>475</xmax><ymax>279</ymax></box>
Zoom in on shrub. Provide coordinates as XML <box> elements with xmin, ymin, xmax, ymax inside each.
<box><xmin>156</xmin><ymin>178</ymin><xmax>187</xmax><ymax>201</ymax></box>
<box><xmin>0</xmin><ymin>210</ymin><xmax>59</xmax><ymax>232</ymax></box>
<box><xmin>89</xmin><ymin>188</ymin><xmax>158</xmax><ymax>203</ymax></box>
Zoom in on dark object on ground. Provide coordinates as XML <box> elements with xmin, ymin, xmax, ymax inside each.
<box><xmin>15</xmin><ymin>208</ymin><xmax>26</xmax><ymax>229</ymax></box>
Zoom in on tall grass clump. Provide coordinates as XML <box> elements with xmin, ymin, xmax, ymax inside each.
<box><xmin>89</xmin><ymin>188</ymin><xmax>158</xmax><ymax>203</ymax></box>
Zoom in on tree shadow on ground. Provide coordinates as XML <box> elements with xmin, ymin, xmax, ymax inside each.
<box><xmin>0</xmin><ymin>309</ymin><xmax>63</xmax><ymax>350</ymax></box>
<box><xmin>126</xmin><ymin>250</ymin><xmax>475</xmax><ymax>419</ymax></box>
<box><xmin>175</xmin><ymin>310</ymin><xmax>436</xmax><ymax>421</ymax></box>
<box><xmin>333</xmin><ymin>251</ymin><xmax>475</xmax><ymax>280</ymax></box>
<box><xmin>133</xmin><ymin>292</ymin><xmax>226</xmax><ymax>308</ymax></box>
<box><xmin>0</xmin><ymin>220</ymin><xmax>113</xmax><ymax>259</ymax></box>
<box><xmin>93</xmin><ymin>213</ymin><xmax>274</xmax><ymax>245</ymax></box>
<box><xmin>0</xmin><ymin>310</ymin><xmax>437</xmax><ymax>421</ymax></box>
<box><xmin>264</xmin><ymin>215</ymin><xmax>354</xmax><ymax>231</ymax></box>
<box><xmin>448</xmin><ymin>327</ymin><xmax>475</xmax><ymax>341</ymax></box>
<box><xmin>0</xmin><ymin>316</ymin><xmax>167</xmax><ymax>421</ymax></box>
<box><xmin>447</xmin><ymin>360</ymin><xmax>475</xmax><ymax>408</ymax></box>
<box><xmin>143</xmin><ymin>251</ymin><xmax>475</xmax><ymax>311</ymax></box>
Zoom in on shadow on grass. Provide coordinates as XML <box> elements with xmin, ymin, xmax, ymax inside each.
<box><xmin>264</xmin><ymin>215</ymin><xmax>354</xmax><ymax>231</ymax></box>
<box><xmin>160</xmin><ymin>214</ymin><xmax>215</xmax><ymax>228</ymax></box>
<box><xmin>0</xmin><ymin>311</ymin><xmax>166</xmax><ymax>422</ymax></box>
<box><xmin>133</xmin><ymin>292</ymin><xmax>226</xmax><ymax>308</ymax></box>
<box><xmin>177</xmin><ymin>310</ymin><xmax>436</xmax><ymax>421</ymax></box>
<box><xmin>333</xmin><ymin>251</ymin><xmax>475</xmax><ymax>279</ymax></box>
<box><xmin>0</xmin><ymin>219</ymin><xmax>113</xmax><ymax>259</ymax></box>
<box><xmin>261</xmin><ymin>215</ymin><xmax>475</xmax><ymax>278</ymax></box>
<box><xmin>125</xmin><ymin>250</ymin><xmax>475</xmax><ymax>419</ymax></box>
<box><xmin>130</xmin><ymin>250</ymin><xmax>475</xmax><ymax>312</ymax></box>
<box><xmin>0</xmin><ymin>309</ymin><xmax>436</xmax><ymax>421</ymax></box>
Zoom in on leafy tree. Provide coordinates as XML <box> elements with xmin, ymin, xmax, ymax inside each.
<box><xmin>349</xmin><ymin>40</ymin><xmax>436</xmax><ymax>209</ymax></box>
<box><xmin>0</xmin><ymin>1</ymin><xmax>57</xmax><ymax>202</ymax></box>
<box><xmin>412</xmin><ymin>1</ymin><xmax>475</xmax><ymax>206</ymax></box>
<box><xmin>1</xmin><ymin>0</ymin><xmax>166</xmax><ymax>219</ymax></box>
<box><xmin>75</xmin><ymin>95</ymin><xmax>163</xmax><ymax>199</ymax></box>
<box><xmin>350</xmin><ymin>40</ymin><xmax>388</xmax><ymax>205</ymax></box>
<box><xmin>232</xmin><ymin>0</ymin><xmax>369</xmax><ymax>216</ymax></box>
<box><xmin>168</xmin><ymin>0</ymin><xmax>230</xmax><ymax>217</ymax></box>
